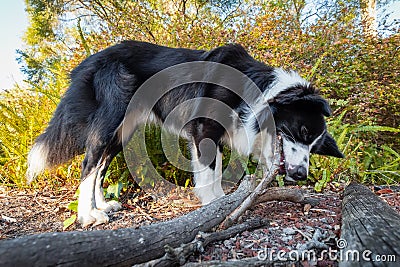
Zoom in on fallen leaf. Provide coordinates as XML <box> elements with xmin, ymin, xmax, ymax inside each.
<box><xmin>304</xmin><ymin>203</ymin><xmax>312</xmax><ymax>215</ymax></box>
<box><xmin>376</xmin><ymin>188</ymin><xmax>393</xmax><ymax>195</ymax></box>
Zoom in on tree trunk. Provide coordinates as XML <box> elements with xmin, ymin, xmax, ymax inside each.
<box><xmin>360</xmin><ymin>0</ymin><xmax>377</xmax><ymax>38</ymax></box>
<box><xmin>339</xmin><ymin>182</ymin><xmax>400</xmax><ymax>267</ymax></box>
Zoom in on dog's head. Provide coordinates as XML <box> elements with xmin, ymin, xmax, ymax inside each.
<box><xmin>269</xmin><ymin>84</ymin><xmax>344</xmax><ymax>182</ymax></box>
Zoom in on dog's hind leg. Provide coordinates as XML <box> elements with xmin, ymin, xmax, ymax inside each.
<box><xmin>78</xmin><ymin>138</ymin><xmax>123</xmax><ymax>226</ymax></box>
<box><xmin>78</xmin><ymin>169</ymin><xmax>102</xmax><ymax>227</ymax></box>
<box><xmin>78</xmin><ymin>109</ymin><xmax>127</xmax><ymax>226</ymax></box>
<box><xmin>93</xmin><ymin>140</ymin><xmax>123</xmax><ymax>213</ymax></box>
<box><xmin>78</xmin><ymin>106</ymin><xmax>149</xmax><ymax>226</ymax></box>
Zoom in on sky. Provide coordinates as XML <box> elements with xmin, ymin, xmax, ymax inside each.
<box><xmin>0</xmin><ymin>1</ymin><xmax>399</xmax><ymax>90</ymax></box>
<box><xmin>0</xmin><ymin>1</ymin><xmax>28</xmax><ymax>90</ymax></box>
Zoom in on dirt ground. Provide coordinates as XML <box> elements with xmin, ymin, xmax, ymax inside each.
<box><xmin>1</xmin><ymin>183</ymin><xmax>399</xmax><ymax>266</ymax></box>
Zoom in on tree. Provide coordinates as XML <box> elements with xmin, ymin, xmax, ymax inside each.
<box><xmin>1</xmin><ymin>0</ymin><xmax>398</xmax><ymax>188</ymax></box>
<box><xmin>360</xmin><ymin>0</ymin><xmax>378</xmax><ymax>37</ymax></box>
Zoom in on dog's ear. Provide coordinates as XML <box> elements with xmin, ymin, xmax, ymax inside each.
<box><xmin>311</xmin><ymin>132</ymin><xmax>344</xmax><ymax>158</ymax></box>
<box><xmin>271</xmin><ymin>86</ymin><xmax>331</xmax><ymax>117</ymax></box>
<box><xmin>305</xmin><ymin>96</ymin><xmax>331</xmax><ymax>117</ymax></box>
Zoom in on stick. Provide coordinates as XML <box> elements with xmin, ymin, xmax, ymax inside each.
<box><xmin>220</xmin><ymin>136</ymin><xmax>282</xmax><ymax>229</ymax></box>
<box><xmin>139</xmin><ymin>218</ymin><xmax>269</xmax><ymax>267</ymax></box>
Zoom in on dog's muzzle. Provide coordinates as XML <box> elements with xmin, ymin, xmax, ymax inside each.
<box><xmin>286</xmin><ymin>165</ymin><xmax>307</xmax><ymax>180</ymax></box>
<box><xmin>277</xmin><ymin>134</ymin><xmax>307</xmax><ymax>181</ymax></box>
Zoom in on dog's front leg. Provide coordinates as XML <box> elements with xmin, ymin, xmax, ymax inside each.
<box><xmin>190</xmin><ymin>142</ymin><xmax>215</xmax><ymax>205</ymax></box>
<box><xmin>212</xmin><ymin>147</ymin><xmax>225</xmax><ymax>198</ymax></box>
<box><xmin>192</xmin><ymin>163</ymin><xmax>217</xmax><ymax>205</ymax></box>
<box><xmin>191</xmin><ymin>142</ymin><xmax>225</xmax><ymax>205</ymax></box>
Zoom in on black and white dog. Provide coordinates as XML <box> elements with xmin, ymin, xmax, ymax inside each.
<box><xmin>27</xmin><ymin>41</ymin><xmax>343</xmax><ymax>226</ymax></box>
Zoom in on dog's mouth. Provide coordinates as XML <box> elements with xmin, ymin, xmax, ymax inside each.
<box><xmin>276</xmin><ymin>134</ymin><xmax>307</xmax><ymax>182</ymax></box>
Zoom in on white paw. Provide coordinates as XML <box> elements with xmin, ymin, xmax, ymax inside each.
<box><xmin>97</xmin><ymin>200</ymin><xmax>122</xmax><ymax>212</ymax></box>
<box><xmin>78</xmin><ymin>209</ymin><xmax>109</xmax><ymax>227</ymax></box>
<box><xmin>78</xmin><ymin>214</ymin><xmax>96</xmax><ymax>228</ymax></box>
<box><xmin>90</xmin><ymin>209</ymin><xmax>109</xmax><ymax>226</ymax></box>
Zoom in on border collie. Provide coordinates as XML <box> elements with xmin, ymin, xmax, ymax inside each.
<box><xmin>27</xmin><ymin>41</ymin><xmax>343</xmax><ymax>226</ymax></box>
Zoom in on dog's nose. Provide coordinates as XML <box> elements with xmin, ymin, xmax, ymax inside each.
<box><xmin>288</xmin><ymin>165</ymin><xmax>307</xmax><ymax>180</ymax></box>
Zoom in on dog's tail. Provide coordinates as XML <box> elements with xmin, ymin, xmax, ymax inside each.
<box><xmin>26</xmin><ymin>121</ymin><xmax>85</xmax><ymax>183</ymax></box>
<box><xmin>27</xmin><ymin>65</ymin><xmax>97</xmax><ymax>182</ymax></box>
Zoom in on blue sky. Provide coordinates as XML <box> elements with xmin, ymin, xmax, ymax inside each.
<box><xmin>0</xmin><ymin>1</ymin><xmax>28</xmax><ymax>90</ymax></box>
<box><xmin>0</xmin><ymin>1</ymin><xmax>398</xmax><ymax>90</ymax></box>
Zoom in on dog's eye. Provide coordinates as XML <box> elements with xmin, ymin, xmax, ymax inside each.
<box><xmin>301</xmin><ymin>126</ymin><xmax>308</xmax><ymax>138</ymax></box>
<box><xmin>301</xmin><ymin>126</ymin><xmax>313</xmax><ymax>143</ymax></box>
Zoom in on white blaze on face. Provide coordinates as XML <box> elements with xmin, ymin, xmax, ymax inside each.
<box><xmin>281</xmin><ymin>135</ymin><xmax>309</xmax><ymax>181</ymax></box>
<box><xmin>281</xmin><ymin>130</ymin><xmax>326</xmax><ymax>181</ymax></box>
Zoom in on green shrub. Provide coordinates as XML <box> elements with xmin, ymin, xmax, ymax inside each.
<box><xmin>309</xmin><ymin>109</ymin><xmax>400</xmax><ymax>191</ymax></box>
<box><xmin>0</xmin><ymin>88</ymin><xmax>53</xmax><ymax>186</ymax></box>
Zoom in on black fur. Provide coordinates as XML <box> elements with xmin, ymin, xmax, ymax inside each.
<box><xmin>32</xmin><ymin>42</ymin><xmax>274</xmax><ymax>176</ymax></box>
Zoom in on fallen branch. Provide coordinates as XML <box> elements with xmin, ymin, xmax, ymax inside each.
<box><xmin>139</xmin><ymin>218</ymin><xmax>269</xmax><ymax>267</ymax></box>
<box><xmin>220</xmin><ymin>184</ymin><xmax>319</xmax><ymax>229</ymax></box>
<box><xmin>255</xmin><ymin>186</ymin><xmax>320</xmax><ymax>207</ymax></box>
<box><xmin>220</xmin><ymin>171</ymin><xmax>278</xmax><ymax>229</ymax></box>
<box><xmin>0</xmin><ymin>177</ymin><xmax>256</xmax><ymax>267</ymax></box>
<box><xmin>220</xmin><ymin>137</ymin><xmax>283</xmax><ymax>230</ymax></box>
<box><xmin>221</xmin><ymin>132</ymin><xmax>322</xmax><ymax>228</ymax></box>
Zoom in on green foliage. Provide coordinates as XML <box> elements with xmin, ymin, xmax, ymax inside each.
<box><xmin>361</xmin><ymin>144</ymin><xmax>400</xmax><ymax>184</ymax></box>
<box><xmin>0</xmin><ymin>88</ymin><xmax>53</xmax><ymax>186</ymax></box>
<box><xmin>316</xmin><ymin>36</ymin><xmax>400</xmax><ymax>135</ymax></box>
<box><xmin>0</xmin><ymin>67</ymin><xmax>80</xmax><ymax>187</ymax></box>
<box><xmin>139</xmin><ymin>125</ymin><xmax>193</xmax><ymax>187</ymax></box>
<box><xmin>1</xmin><ymin>0</ymin><xmax>399</xmax><ymax>196</ymax></box>
<box><xmin>309</xmin><ymin>109</ymin><xmax>400</xmax><ymax>190</ymax></box>
<box><xmin>63</xmin><ymin>191</ymin><xmax>78</xmax><ymax>230</ymax></box>
<box><xmin>62</xmin><ymin>214</ymin><xmax>76</xmax><ymax>230</ymax></box>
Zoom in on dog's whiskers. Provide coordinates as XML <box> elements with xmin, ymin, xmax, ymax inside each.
<box><xmin>280</xmin><ymin>125</ymin><xmax>298</xmax><ymax>145</ymax></box>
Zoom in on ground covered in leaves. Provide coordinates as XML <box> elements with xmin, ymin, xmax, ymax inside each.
<box><xmin>1</xmin><ymin>183</ymin><xmax>399</xmax><ymax>266</ymax></box>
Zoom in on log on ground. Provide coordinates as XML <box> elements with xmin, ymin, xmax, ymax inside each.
<box><xmin>339</xmin><ymin>182</ymin><xmax>400</xmax><ymax>267</ymax></box>
<box><xmin>0</xmin><ymin>178</ymin><xmax>255</xmax><ymax>267</ymax></box>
